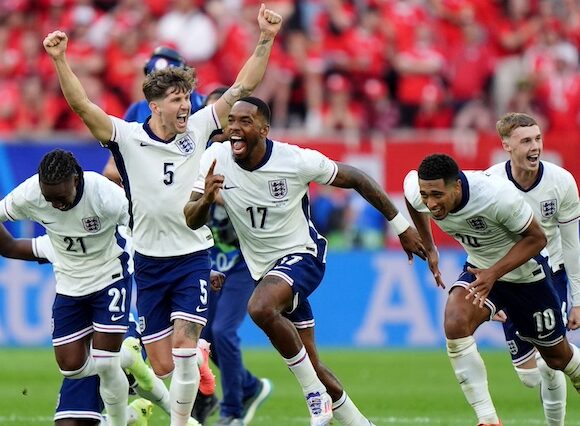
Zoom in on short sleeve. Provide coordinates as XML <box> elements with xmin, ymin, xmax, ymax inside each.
<box><xmin>557</xmin><ymin>171</ymin><xmax>580</xmax><ymax>225</ymax></box>
<box><xmin>33</xmin><ymin>234</ymin><xmax>56</xmax><ymax>263</ymax></box>
<box><xmin>0</xmin><ymin>179</ymin><xmax>34</xmax><ymax>222</ymax></box>
<box><xmin>98</xmin><ymin>178</ymin><xmax>129</xmax><ymax>226</ymax></box>
<box><xmin>403</xmin><ymin>170</ymin><xmax>429</xmax><ymax>213</ymax></box>
<box><xmin>296</xmin><ymin>148</ymin><xmax>338</xmax><ymax>185</ymax></box>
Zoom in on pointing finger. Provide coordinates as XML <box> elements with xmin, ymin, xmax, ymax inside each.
<box><xmin>207</xmin><ymin>159</ymin><xmax>217</xmax><ymax>176</ymax></box>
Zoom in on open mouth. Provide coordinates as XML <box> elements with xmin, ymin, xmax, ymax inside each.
<box><xmin>527</xmin><ymin>154</ymin><xmax>539</xmax><ymax>165</ymax></box>
<box><xmin>231</xmin><ymin>135</ymin><xmax>247</xmax><ymax>156</ymax></box>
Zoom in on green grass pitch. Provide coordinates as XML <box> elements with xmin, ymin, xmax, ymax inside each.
<box><xmin>0</xmin><ymin>348</ymin><xmax>578</xmax><ymax>425</ymax></box>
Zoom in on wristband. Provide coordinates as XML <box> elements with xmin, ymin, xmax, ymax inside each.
<box><xmin>389</xmin><ymin>212</ymin><xmax>410</xmax><ymax>235</ymax></box>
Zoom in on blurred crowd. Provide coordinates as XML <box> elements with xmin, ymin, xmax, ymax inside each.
<box><xmin>0</xmin><ymin>0</ymin><xmax>578</xmax><ymax>139</ymax></box>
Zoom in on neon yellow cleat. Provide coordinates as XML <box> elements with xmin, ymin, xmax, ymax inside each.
<box><xmin>129</xmin><ymin>398</ymin><xmax>154</xmax><ymax>426</ymax></box>
<box><xmin>123</xmin><ymin>337</ymin><xmax>154</xmax><ymax>392</ymax></box>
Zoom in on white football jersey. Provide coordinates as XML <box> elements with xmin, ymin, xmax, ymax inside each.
<box><xmin>107</xmin><ymin>105</ymin><xmax>219</xmax><ymax>257</ymax></box>
<box><xmin>193</xmin><ymin>139</ymin><xmax>338</xmax><ymax>280</ymax></box>
<box><xmin>33</xmin><ymin>225</ymin><xmax>134</xmax><ymax>274</ymax></box>
<box><xmin>0</xmin><ymin>172</ymin><xmax>131</xmax><ymax>296</ymax></box>
<box><xmin>404</xmin><ymin>170</ymin><xmax>546</xmax><ymax>283</ymax></box>
<box><xmin>486</xmin><ymin>161</ymin><xmax>580</xmax><ymax>272</ymax></box>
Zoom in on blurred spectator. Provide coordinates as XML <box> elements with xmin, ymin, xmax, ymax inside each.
<box><xmin>363</xmin><ymin>78</ymin><xmax>400</xmax><ymax>134</ymax></box>
<box><xmin>320</xmin><ymin>73</ymin><xmax>364</xmax><ymax>137</ymax></box>
<box><xmin>13</xmin><ymin>75</ymin><xmax>60</xmax><ymax>137</ymax></box>
<box><xmin>446</xmin><ymin>15</ymin><xmax>494</xmax><ymax>111</ymax></box>
<box><xmin>535</xmin><ymin>42</ymin><xmax>580</xmax><ymax>131</ymax></box>
<box><xmin>453</xmin><ymin>94</ymin><xmax>495</xmax><ymax>132</ymax></box>
<box><xmin>414</xmin><ymin>84</ymin><xmax>454</xmax><ymax>129</ymax></box>
<box><xmin>157</xmin><ymin>0</ymin><xmax>218</xmax><ymax>63</ymax></box>
<box><xmin>491</xmin><ymin>0</ymin><xmax>541</xmax><ymax>115</ymax></box>
<box><xmin>392</xmin><ymin>25</ymin><xmax>446</xmax><ymax>126</ymax></box>
<box><xmin>0</xmin><ymin>0</ymin><xmax>577</xmax><ymax>136</ymax></box>
<box><xmin>507</xmin><ymin>79</ymin><xmax>547</xmax><ymax>129</ymax></box>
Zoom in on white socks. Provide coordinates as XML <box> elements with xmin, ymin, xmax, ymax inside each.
<box><xmin>536</xmin><ymin>354</ymin><xmax>566</xmax><ymax>426</ymax></box>
<box><xmin>169</xmin><ymin>348</ymin><xmax>199</xmax><ymax>426</ymax></box>
<box><xmin>447</xmin><ymin>336</ymin><xmax>499</xmax><ymax>424</ymax></box>
<box><xmin>563</xmin><ymin>343</ymin><xmax>580</xmax><ymax>392</ymax></box>
<box><xmin>332</xmin><ymin>391</ymin><xmax>370</xmax><ymax>426</ymax></box>
<box><xmin>92</xmin><ymin>348</ymin><xmax>129</xmax><ymax>426</ymax></box>
<box><xmin>284</xmin><ymin>346</ymin><xmax>326</xmax><ymax>395</ymax></box>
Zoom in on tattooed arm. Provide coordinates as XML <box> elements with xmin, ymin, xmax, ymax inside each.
<box><xmin>331</xmin><ymin>163</ymin><xmax>427</xmax><ymax>260</ymax></box>
<box><xmin>213</xmin><ymin>4</ymin><xmax>283</xmax><ymax>127</ymax></box>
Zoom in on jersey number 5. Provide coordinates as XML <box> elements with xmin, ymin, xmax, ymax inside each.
<box><xmin>164</xmin><ymin>162</ymin><xmax>175</xmax><ymax>185</ymax></box>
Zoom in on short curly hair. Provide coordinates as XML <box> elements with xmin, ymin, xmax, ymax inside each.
<box><xmin>418</xmin><ymin>154</ymin><xmax>459</xmax><ymax>185</ymax></box>
<box><xmin>143</xmin><ymin>67</ymin><xmax>196</xmax><ymax>102</ymax></box>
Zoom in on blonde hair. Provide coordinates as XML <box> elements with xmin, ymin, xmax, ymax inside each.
<box><xmin>496</xmin><ymin>112</ymin><xmax>538</xmax><ymax>140</ymax></box>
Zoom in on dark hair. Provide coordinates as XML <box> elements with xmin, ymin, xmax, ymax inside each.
<box><xmin>142</xmin><ymin>67</ymin><xmax>196</xmax><ymax>102</ymax></box>
<box><xmin>496</xmin><ymin>112</ymin><xmax>538</xmax><ymax>139</ymax></box>
<box><xmin>238</xmin><ymin>96</ymin><xmax>271</xmax><ymax>124</ymax></box>
<box><xmin>203</xmin><ymin>86</ymin><xmax>228</xmax><ymax>107</ymax></box>
<box><xmin>38</xmin><ymin>149</ymin><xmax>80</xmax><ymax>184</ymax></box>
<box><xmin>418</xmin><ymin>154</ymin><xmax>459</xmax><ymax>185</ymax></box>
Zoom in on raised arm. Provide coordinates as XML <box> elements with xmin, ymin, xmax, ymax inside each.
<box><xmin>331</xmin><ymin>163</ymin><xmax>426</xmax><ymax>260</ymax></box>
<box><xmin>0</xmin><ymin>223</ymin><xmax>37</xmax><ymax>261</ymax></box>
<box><xmin>43</xmin><ymin>31</ymin><xmax>113</xmax><ymax>143</ymax></box>
<box><xmin>213</xmin><ymin>4</ymin><xmax>283</xmax><ymax>127</ymax></box>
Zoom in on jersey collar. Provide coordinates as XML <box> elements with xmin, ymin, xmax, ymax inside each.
<box><xmin>245</xmin><ymin>138</ymin><xmax>273</xmax><ymax>171</ymax></box>
<box><xmin>450</xmin><ymin>171</ymin><xmax>469</xmax><ymax>214</ymax></box>
<box><xmin>143</xmin><ymin>117</ymin><xmax>176</xmax><ymax>144</ymax></box>
<box><xmin>505</xmin><ymin>160</ymin><xmax>544</xmax><ymax>192</ymax></box>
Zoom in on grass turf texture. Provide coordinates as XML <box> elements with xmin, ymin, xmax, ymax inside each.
<box><xmin>0</xmin><ymin>349</ymin><xmax>578</xmax><ymax>425</ymax></box>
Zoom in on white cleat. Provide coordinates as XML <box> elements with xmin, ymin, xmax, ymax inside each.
<box><xmin>306</xmin><ymin>391</ymin><xmax>333</xmax><ymax>426</ymax></box>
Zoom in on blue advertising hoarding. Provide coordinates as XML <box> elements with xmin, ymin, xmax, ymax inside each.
<box><xmin>0</xmin><ymin>250</ymin><xmax>521</xmax><ymax>348</ymax></box>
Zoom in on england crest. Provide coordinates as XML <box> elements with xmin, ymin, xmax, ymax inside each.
<box><xmin>82</xmin><ymin>216</ymin><xmax>101</xmax><ymax>233</ymax></box>
<box><xmin>540</xmin><ymin>199</ymin><xmax>557</xmax><ymax>218</ymax></box>
<box><xmin>176</xmin><ymin>135</ymin><xmax>196</xmax><ymax>154</ymax></box>
<box><xmin>466</xmin><ymin>216</ymin><xmax>487</xmax><ymax>231</ymax></box>
<box><xmin>269</xmin><ymin>178</ymin><xmax>288</xmax><ymax>199</ymax></box>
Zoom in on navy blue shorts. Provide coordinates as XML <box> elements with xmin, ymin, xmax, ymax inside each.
<box><xmin>452</xmin><ymin>265</ymin><xmax>566</xmax><ymax>354</ymax></box>
<box><xmin>52</xmin><ymin>276</ymin><xmax>132</xmax><ymax>346</ymax></box>
<box><xmin>262</xmin><ymin>253</ymin><xmax>326</xmax><ymax>329</ymax></box>
<box><xmin>502</xmin><ymin>267</ymin><xmax>569</xmax><ymax>365</ymax></box>
<box><xmin>135</xmin><ymin>250</ymin><xmax>211</xmax><ymax>344</ymax></box>
<box><xmin>54</xmin><ymin>376</ymin><xmax>103</xmax><ymax>422</ymax></box>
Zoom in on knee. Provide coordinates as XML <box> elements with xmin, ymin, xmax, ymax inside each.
<box><xmin>515</xmin><ymin>366</ymin><xmax>541</xmax><ymax>388</ymax></box>
<box><xmin>542</xmin><ymin>355</ymin><xmax>569</xmax><ymax>371</ymax></box>
<box><xmin>444</xmin><ymin>311</ymin><xmax>472</xmax><ymax>339</ymax></box>
<box><xmin>149</xmin><ymin>358</ymin><xmax>174</xmax><ymax>378</ymax></box>
<box><xmin>247</xmin><ymin>295</ymin><xmax>278</xmax><ymax>326</ymax></box>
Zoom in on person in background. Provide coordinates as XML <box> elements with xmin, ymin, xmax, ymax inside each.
<box><xmin>487</xmin><ymin>112</ymin><xmax>580</xmax><ymax>426</ymax></box>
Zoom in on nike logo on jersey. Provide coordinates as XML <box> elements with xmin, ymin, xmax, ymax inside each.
<box><xmin>111</xmin><ymin>314</ymin><xmax>125</xmax><ymax>322</ymax></box>
<box><xmin>176</xmin><ymin>400</ymin><xmax>189</xmax><ymax>405</ymax></box>
<box><xmin>41</xmin><ymin>220</ymin><xmax>55</xmax><ymax>224</ymax></box>
<box><xmin>195</xmin><ymin>306</ymin><xmax>208</xmax><ymax>313</ymax></box>
<box><xmin>223</xmin><ymin>185</ymin><xmax>238</xmax><ymax>190</ymax></box>
<box><xmin>139</xmin><ymin>142</ymin><xmax>150</xmax><ymax>147</ymax></box>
